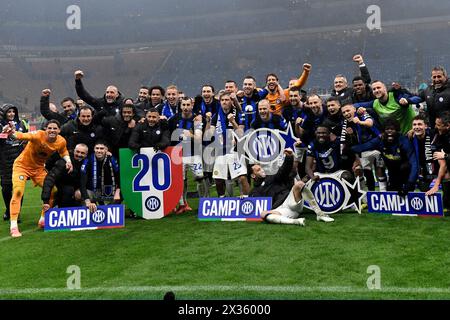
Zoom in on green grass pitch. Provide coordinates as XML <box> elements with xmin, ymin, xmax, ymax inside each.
<box><xmin>0</xmin><ymin>180</ymin><xmax>450</xmax><ymax>300</ymax></box>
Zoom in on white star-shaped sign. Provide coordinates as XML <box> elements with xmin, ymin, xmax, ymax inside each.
<box><xmin>342</xmin><ymin>178</ymin><xmax>367</xmax><ymax>214</ymax></box>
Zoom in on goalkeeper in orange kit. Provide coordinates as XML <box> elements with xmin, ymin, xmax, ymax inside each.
<box><xmin>3</xmin><ymin>119</ymin><xmax>72</xmax><ymax>238</ymax></box>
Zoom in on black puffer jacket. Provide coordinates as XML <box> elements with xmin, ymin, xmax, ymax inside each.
<box><xmin>41</xmin><ymin>153</ymin><xmax>84</xmax><ymax>204</ymax></box>
<box><xmin>419</xmin><ymin>81</ymin><xmax>450</xmax><ymax>129</ymax></box>
<box><xmin>0</xmin><ymin>104</ymin><xmax>28</xmax><ymax>184</ymax></box>
<box><xmin>75</xmin><ymin>79</ymin><xmax>124</xmax><ymax>119</ymax></box>
<box><xmin>101</xmin><ymin>102</ymin><xmax>138</xmax><ymax>157</ymax></box>
<box><xmin>128</xmin><ymin>120</ymin><xmax>170</xmax><ymax>152</ymax></box>
<box><xmin>60</xmin><ymin>118</ymin><xmax>104</xmax><ymax>152</ymax></box>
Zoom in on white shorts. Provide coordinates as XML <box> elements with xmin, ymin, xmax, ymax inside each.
<box><xmin>360</xmin><ymin>150</ymin><xmax>384</xmax><ymax>169</ymax></box>
<box><xmin>307</xmin><ymin>170</ymin><xmax>348</xmax><ymax>183</ymax></box>
<box><xmin>183</xmin><ymin>155</ymin><xmax>204</xmax><ymax>180</ymax></box>
<box><xmin>272</xmin><ymin>187</ymin><xmax>305</xmax><ymax>218</ymax></box>
<box><xmin>213</xmin><ymin>153</ymin><xmax>247</xmax><ymax>180</ymax></box>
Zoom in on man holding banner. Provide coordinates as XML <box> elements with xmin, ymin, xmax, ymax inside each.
<box><xmin>409</xmin><ymin>114</ymin><xmax>447</xmax><ymax>196</ymax></box>
<box><xmin>41</xmin><ymin>143</ymin><xmax>89</xmax><ymax>210</ymax></box>
<box><xmin>80</xmin><ymin>140</ymin><xmax>121</xmax><ymax>213</ymax></box>
<box><xmin>207</xmin><ymin>91</ymin><xmax>250</xmax><ymax>198</ymax></box>
<box><xmin>249</xmin><ymin>144</ymin><xmax>334</xmax><ymax>226</ymax></box>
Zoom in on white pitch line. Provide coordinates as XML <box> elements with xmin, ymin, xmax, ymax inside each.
<box><xmin>1</xmin><ymin>285</ymin><xmax>450</xmax><ymax>295</ymax></box>
<box><xmin>0</xmin><ymin>229</ymin><xmax>37</xmax><ymax>242</ymax></box>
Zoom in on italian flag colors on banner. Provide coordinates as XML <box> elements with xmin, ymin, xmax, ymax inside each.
<box><xmin>119</xmin><ymin>147</ymin><xmax>183</xmax><ymax>219</ymax></box>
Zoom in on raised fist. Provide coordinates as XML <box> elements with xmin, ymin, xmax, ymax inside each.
<box><xmin>74</xmin><ymin>70</ymin><xmax>84</xmax><ymax>80</ymax></box>
<box><xmin>352</xmin><ymin>54</ymin><xmax>364</xmax><ymax>64</ymax></box>
<box><xmin>399</xmin><ymin>98</ymin><xmax>409</xmax><ymax>106</ymax></box>
<box><xmin>303</xmin><ymin>63</ymin><xmax>312</xmax><ymax>72</ymax></box>
<box><xmin>42</xmin><ymin>89</ymin><xmax>51</xmax><ymax>97</ymax></box>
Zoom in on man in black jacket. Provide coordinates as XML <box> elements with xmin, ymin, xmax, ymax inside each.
<box><xmin>60</xmin><ymin>106</ymin><xmax>104</xmax><ymax>152</ymax></box>
<box><xmin>80</xmin><ymin>141</ymin><xmax>120</xmax><ymax>213</ymax></box>
<box><xmin>74</xmin><ymin>70</ymin><xmax>124</xmax><ymax>119</ymax></box>
<box><xmin>128</xmin><ymin>108</ymin><xmax>170</xmax><ymax>152</ymax></box>
<box><xmin>249</xmin><ymin>145</ymin><xmax>334</xmax><ymax>226</ymax></box>
<box><xmin>40</xmin><ymin>89</ymin><xmax>78</xmax><ymax>125</ymax></box>
<box><xmin>419</xmin><ymin>66</ymin><xmax>450</xmax><ymax>129</ymax></box>
<box><xmin>101</xmin><ymin>99</ymin><xmax>137</xmax><ymax>158</ymax></box>
<box><xmin>41</xmin><ymin>143</ymin><xmax>89</xmax><ymax>210</ymax></box>
<box><xmin>331</xmin><ymin>54</ymin><xmax>372</xmax><ymax>104</ymax></box>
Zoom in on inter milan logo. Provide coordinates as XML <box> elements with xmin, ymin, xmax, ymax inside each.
<box><xmin>145</xmin><ymin>196</ymin><xmax>161</xmax><ymax>212</ymax></box>
<box><xmin>240</xmin><ymin>200</ymin><xmax>254</xmax><ymax>215</ymax></box>
<box><xmin>311</xmin><ymin>178</ymin><xmax>346</xmax><ymax>212</ymax></box>
<box><xmin>92</xmin><ymin>209</ymin><xmax>106</xmax><ymax>224</ymax></box>
<box><xmin>243</xmin><ymin>128</ymin><xmax>284</xmax><ymax>163</ymax></box>
<box><xmin>410</xmin><ymin>197</ymin><xmax>424</xmax><ymax>211</ymax></box>
<box><xmin>305</xmin><ymin>174</ymin><xmax>366</xmax><ymax>214</ymax></box>
<box><xmin>234</xmin><ymin>123</ymin><xmax>298</xmax><ymax>164</ymax></box>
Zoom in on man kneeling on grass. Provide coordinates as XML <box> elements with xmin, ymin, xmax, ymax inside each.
<box><xmin>249</xmin><ymin>142</ymin><xmax>334</xmax><ymax>226</ymax></box>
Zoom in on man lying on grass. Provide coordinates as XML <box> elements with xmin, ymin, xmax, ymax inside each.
<box><xmin>249</xmin><ymin>141</ymin><xmax>334</xmax><ymax>226</ymax></box>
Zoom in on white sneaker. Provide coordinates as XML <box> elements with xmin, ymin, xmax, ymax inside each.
<box><xmin>317</xmin><ymin>215</ymin><xmax>334</xmax><ymax>223</ymax></box>
<box><xmin>295</xmin><ymin>218</ymin><xmax>306</xmax><ymax>226</ymax></box>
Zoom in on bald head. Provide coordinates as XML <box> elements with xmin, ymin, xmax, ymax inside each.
<box><xmin>105</xmin><ymin>85</ymin><xmax>119</xmax><ymax>103</ymax></box>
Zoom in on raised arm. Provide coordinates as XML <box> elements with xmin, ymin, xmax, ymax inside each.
<box><xmin>353</xmin><ymin>54</ymin><xmax>371</xmax><ymax>84</ymax></box>
<box><xmin>74</xmin><ymin>70</ymin><xmax>100</xmax><ymax>110</ymax></box>
<box><xmin>40</xmin><ymin>89</ymin><xmax>67</xmax><ymax>123</ymax></box>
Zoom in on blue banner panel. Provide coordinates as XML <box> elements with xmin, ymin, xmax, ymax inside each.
<box><xmin>198</xmin><ymin>197</ymin><xmax>272</xmax><ymax>221</ymax></box>
<box><xmin>367</xmin><ymin>191</ymin><xmax>443</xmax><ymax>216</ymax></box>
<box><xmin>44</xmin><ymin>204</ymin><xmax>125</xmax><ymax>231</ymax></box>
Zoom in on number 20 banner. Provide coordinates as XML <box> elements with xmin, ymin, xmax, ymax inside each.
<box><xmin>120</xmin><ymin>147</ymin><xmax>183</xmax><ymax>219</ymax></box>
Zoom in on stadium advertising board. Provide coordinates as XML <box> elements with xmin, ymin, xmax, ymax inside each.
<box><xmin>44</xmin><ymin>204</ymin><xmax>125</xmax><ymax>232</ymax></box>
<box><xmin>120</xmin><ymin>147</ymin><xmax>183</xmax><ymax>219</ymax></box>
<box><xmin>198</xmin><ymin>197</ymin><xmax>272</xmax><ymax>221</ymax></box>
<box><xmin>367</xmin><ymin>191</ymin><xmax>444</xmax><ymax>216</ymax></box>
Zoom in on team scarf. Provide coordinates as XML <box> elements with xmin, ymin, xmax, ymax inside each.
<box><xmin>68</xmin><ymin>110</ymin><xmax>78</xmax><ymax>121</ymax></box>
<box><xmin>91</xmin><ymin>154</ymin><xmax>116</xmax><ymax>198</ymax></box>
<box><xmin>340</xmin><ymin>119</ymin><xmax>348</xmax><ymax>155</ymax></box>
<box><xmin>200</xmin><ymin>100</ymin><xmax>207</xmax><ymax>116</ymax></box>
<box><xmin>162</xmin><ymin>101</ymin><xmax>177</xmax><ymax>119</ymax></box>
<box><xmin>415</xmin><ymin>128</ymin><xmax>434</xmax><ymax>175</ymax></box>
<box><xmin>215</xmin><ymin>107</ymin><xmax>237</xmax><ymax>153</ymax></box>
<box><xmin>199</xmin><ymin>99</ymin><xmax>216</xmax><ymax>117</ymax></box>
<box><xmin>215</xmin><ymin>107</ymin><xmax>229</xmax><ymax>139</ymax></box>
